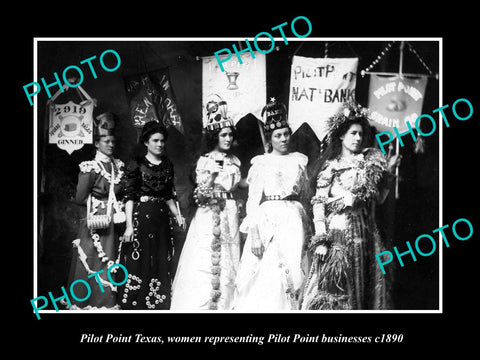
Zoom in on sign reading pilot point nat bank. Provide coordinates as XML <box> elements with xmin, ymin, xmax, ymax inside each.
<box><xmin>288</xmin><ymin>56</ymin><xmax>359</xmax><ymax>141</ymax></box>
<box><xmin>368</xmin><ymin>74</ymin><xmax>428</xmax><ymax>134</ymax></box>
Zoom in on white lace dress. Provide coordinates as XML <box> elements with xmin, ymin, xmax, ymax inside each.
<box><xmin>233</xmin><ymin>152</ymin><xmax>311</xmax><ymax>311</ymax></box>
<box><xmin>171</xmin><ymin>153</ymin><xmax>242</xmax><ymax>310</ymax></box>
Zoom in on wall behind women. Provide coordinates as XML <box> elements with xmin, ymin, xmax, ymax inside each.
<box><xmin>36</xmin><ymin>40</ymin><xmax>439</xmax><ymax>309</ymax></box>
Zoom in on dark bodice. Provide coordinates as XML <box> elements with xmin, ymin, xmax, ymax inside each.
<box><xmin>124</xmin><ymin>156</ymin><xmax>176</xmax><ymax>202</ymax></box>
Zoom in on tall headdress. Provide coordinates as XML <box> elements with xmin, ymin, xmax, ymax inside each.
<box><xmin>94</xmin><ymin>112</ymin><xmax>116</xmax><ymax>136</ymax></box>
<box><xmin>203</xmin><ymin>94</ymin><xmax>234</xmax><ymax>132</ymax></box>
<box><xmin>261</xmin><ymin>97</ymin><xmax>289</xmax><ymax>132</ymax></box>
<box><xmin>323</xmin><ymin>100</ymin><xmax>370</xmax><ymax>146</ymax></box>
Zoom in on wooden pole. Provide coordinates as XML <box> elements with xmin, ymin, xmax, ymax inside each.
<box><xmin>394</xmin><ymin>41</ymin><xmax>405</xmax><ymax>199</ymax></box>
<box><xmin>258</xmin><ymin>117</ymin><xmax>268</xmax><ymax>153</ymax></box>
<box><xmin>395</xmin><ymin>138</ymin><xmax>400</xmax><ymax>199</ymax></box>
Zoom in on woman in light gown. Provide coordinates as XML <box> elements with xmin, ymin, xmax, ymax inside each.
<box><xmin>171</xmin><ymin>97</ymin><xmax>247</xmax><ymax>310</ymax></box>
<box><xmin>301</xmin><ymin>101</ymin><xmax>400</xmax><ymax>310</ymax></box>
<box><xmin>233</xmin><ymin>98</ymin><xmax>311</xmax><ymax>311</ymax></box>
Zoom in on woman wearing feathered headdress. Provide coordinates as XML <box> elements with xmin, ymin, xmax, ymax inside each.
<box><xmin>301</xmin><ymin>101</ymin><xmax>401</xmax><ymax>310</ymax></box>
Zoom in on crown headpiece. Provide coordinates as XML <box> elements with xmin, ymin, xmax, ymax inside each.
<box><xmin>203</xmin><ymin>94</ymin><xmax>234</xmax><ymax>132</ymax></box>
<box><xmin>262</xmin><ymin>97</ymin><xmax>289</xmax><ymax>132</ymax></box>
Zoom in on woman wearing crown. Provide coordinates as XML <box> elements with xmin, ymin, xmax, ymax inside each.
<box><xmin>301</xmin><ymin>101</ymin><xmax>401</xmax><ymax>310</ymax></box>
<box><xmin>233</xmin><ymin>98</ymin><xmax>311</xmax><ymax>311</ymax></box>
<box><xmin>66</xmin><ymin>113</ymin><xmax>125</xmax><ymax>310</ymax></box>
<box><xmin>171</xmin><ymin>96</ymin><xmax>247</xmax><ymax>310</ymax></box>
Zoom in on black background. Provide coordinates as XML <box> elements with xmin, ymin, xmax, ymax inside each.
<box><xmin>14</xmin><ymin>3</ymin><xmax>479</xmax><ymax>355</ymax></box>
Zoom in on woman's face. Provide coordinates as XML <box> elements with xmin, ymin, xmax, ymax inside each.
<box><xmin>270</xmin><ymin>127</ymin><xmax>291</xmax><ymax>154</ymax></box>
<box><xmin>217</xmin><ymin>127</ymin><xmax>233</xmax><ymax>151</ymax></box>
<box><xmin>340</xmin><ymin>123</ymin><xmax>363</xmax><ymax>154</ymax></box>
<box><xmin>95</xmin><ymin>136</ymin><xmax>115</xmax><ymax>156</ymax></box>
<box><xmin>144</xmin><ymin>132</ymin><xmax>166</xmax><ymax>156</ymax></box>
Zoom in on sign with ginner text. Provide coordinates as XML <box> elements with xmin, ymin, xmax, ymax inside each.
<box><xmin>288</xmin><ymin>56</ymin><xmax>358</xmax><ymax>141</ymax></box>
<box><xmin>48</xmin><ymin>100</ymin><xmax>94</xmax><ymax>154</ymax></box>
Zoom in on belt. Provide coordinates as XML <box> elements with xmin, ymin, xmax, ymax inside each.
<box><xmin>139</xmin><ymin>195</ymin><xmax>167</xmax><ymax>203</ymax></box>
<box><xmin>264</xmin><ymin>194</ymin><xmax>299</xmax><ymax>202</ymax></box>
<box><xmin>212</xmin><ymin>191</ymin><xmax>233</xmax><ymax>199</ymax></box>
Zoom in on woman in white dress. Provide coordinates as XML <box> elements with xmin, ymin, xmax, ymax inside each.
<box><xmin>171</xmin><ymin>97</ymin><xmax>246</xmax><ymax>310</ymax></box>
<box><xmin>233</xmin><ymin>98</ymin><xmax>311</xmax><ymax>311</ymax></box>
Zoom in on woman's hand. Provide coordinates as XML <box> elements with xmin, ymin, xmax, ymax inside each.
<box><xmin>387</xmin><ymin>153</ymin><xmax>402</xmax><ymax>174</ymax></box>
<box><xmin>251</xmin><ymin>236</ymin><xmax>264</xmax><ymax>258</ymax></box>
<box><xmin>209</xmin><ymin>162</ymin><xmax>223</xmax><ymax>178</ymax></box>
<box><xmin>122</xmin><ymin>226</ymin><xmax>134</xmax><ymax>242</ymax></box>
<box><xmin>176</xmin><ymin>213</ymin><xmax>186</xmax><ymax>231</ymax></box>
<box><xmin>315</xmin><ymin>244</ymin><xmax>328</xmax><ymax>261</ymax></box>
<box><xmin>343</xmin><ymin>191</ymin><xmax>356</xmax><ymax>208</ymax></box>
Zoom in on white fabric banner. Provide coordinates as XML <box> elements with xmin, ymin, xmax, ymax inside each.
<box><xmin>288</xmin><ymin>56</ymin><xmax>358</xmax><ymax>141</ymax></box>
<box><xmin>202</xmin><ymin>52</ymin><xmax>266</xmax><ymax>124</ymax></box>
<box><xmin>48</xmin><ymin>100</ymin><xmax>94</xmax><ymax>154</ymax></box>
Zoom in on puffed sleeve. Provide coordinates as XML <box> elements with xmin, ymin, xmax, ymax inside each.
<box><xmin>123</xmin><ymin>160</ymin><xmax>140</xmax><ymax>202</ymax></box>
<box><xmin>239</xmin><ymin>155</ymin><xmax>264</xmax><ymax>233</ymax></box>
<box><xmin>214</xmin><ymin>155</ymin><xmax>242</xmax><ymax>192</ymax></box>
<box><xmin>195</xmin><ymin>156</ymin><xmax>212</xmax><ymax>186</ymax></box>
<box><xmin>75</xmin><ymin>161</ymin><xmax>99</xmax><ymax>205</ymax></box>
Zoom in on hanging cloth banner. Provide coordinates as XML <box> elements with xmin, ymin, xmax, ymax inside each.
<box><xmin>367</xmin><ymin>74</ymin><xmax>428</xmax><ymax>134</ymax></box>
<box><xmin>202</xmin><ymin>52</ymin><xmax>266</xmax><ymax>124</ymax></box>
<box><xmin>48</xmin><ymin>85</ymin><xmax>95</xmax><ymax>155</ymax></box>
<box><xmin>124</xmin><ymin>68</ymin><xmax>184</xmax><ymax>133</ymax></box>
<box><xmin>288</xmin><ymin>56</ymin><xmax>358</xmax><ymax>141</ymax></box>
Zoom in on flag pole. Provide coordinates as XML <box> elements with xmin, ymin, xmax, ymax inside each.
<box><xmin>258</xmin><ymin>113</ymin><xmax>268</xmax><ymax>153</ymax></box>
<box><xmin>394</xmin><ymin>41</ymin><xmax>406</xmax><ymax>199</ymax></box>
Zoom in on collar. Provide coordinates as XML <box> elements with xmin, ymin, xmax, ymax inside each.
<box><xmin>95</xmin><ymin>150</ymin><xmax>112</xmax><ymax>163</ymax></box>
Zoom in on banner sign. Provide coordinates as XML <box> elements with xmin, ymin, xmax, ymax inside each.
<box><xmin>124</xmin><ymin>68</ymin><xmax>184</xmax><ymax>133</ymax></box>
<box><xmin>288</xmin><ymin>56</ymin><xmax>358</xmax><ymax>141</ymax></box>
<box><xmin>368</xmin><ymin>74</ymin><xmax>428</xmax><ymax>134</ymax></box>
<box><xmin>48</xmin><ymin>100</ymin><xmax>94</xmax><ymax>154</ymax></box>
<box><xmin>202</xmin><ymin>52</ymin><xmax>266</xmax><ymax>124</ymax></box>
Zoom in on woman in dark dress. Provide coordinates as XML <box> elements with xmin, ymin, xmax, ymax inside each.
<box><xmin>67</xmin><ymin>113</ymin><xmax>125</xmax><ymax>310</ymax></box>
<box><xmin>119</xmin><ymin>121</ymin><xmax>185</xmax><ymax>310</ymax></box>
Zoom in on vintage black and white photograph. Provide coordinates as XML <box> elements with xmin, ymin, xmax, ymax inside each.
<box><xmin>14</xmin><ymin>5</ymin><xmax>480</xmax><ymax>353</ymax></box>
<box><xmin>33</xmin><ymin>38</ymin><xmax>441</xmax><ymax>316</ymax></box>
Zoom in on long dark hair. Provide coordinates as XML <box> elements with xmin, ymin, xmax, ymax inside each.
<box><xmin>309</xmin><ymin>117</ymin><xmax>373</xmax><ymax>185</ymax></box>
<box><xmin>201</xmin><ymin>125</ymin><xmax>236</xmax><ymax>154</ymax></box>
